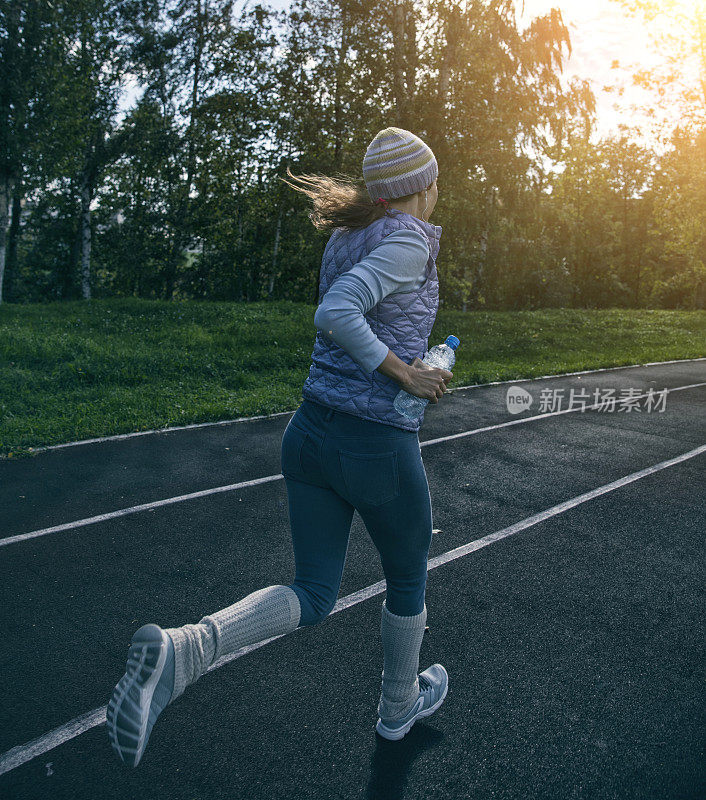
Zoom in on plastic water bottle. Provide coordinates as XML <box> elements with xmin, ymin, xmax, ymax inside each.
<box><xmin>394</xmin><ymin>335</ymin><xmax>460</xmax><ymax>420</ymax></box>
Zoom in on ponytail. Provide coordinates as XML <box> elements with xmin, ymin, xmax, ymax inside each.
<box><xmin>279</xmin><ymin>166</ymin><xmax>415</xmax><ymax>232</ymax></box>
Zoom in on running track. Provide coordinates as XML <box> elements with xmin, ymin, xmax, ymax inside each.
<box><xmin>0</xmin><ymin>359</ymin><xmax>704</xmax><ymax>799</ymax></box>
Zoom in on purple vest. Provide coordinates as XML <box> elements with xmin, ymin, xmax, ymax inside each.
<box><xmin>301</xmin><ymin>208</ymin><xmax>442</xmax><ymax>432</ymax></box>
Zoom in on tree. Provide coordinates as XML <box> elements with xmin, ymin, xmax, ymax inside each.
<box><xmin>648</xmin><ymin>127</ymin><xmax>706</xmax><ymax>308</ymax></box>
<box><xmin>0</xmin><ymin>0</ymin><xmax>61</xmax><ymax>303</ymax></box>
<box><xmin>59</xmin><ymin>0</ymin><xmax>160</xmax><ymax>299</ymax></box>
<box><xmin>601</xmin><ymin>135</ymin><xmax>654</xmax><ymax>305</ymax></box>
<box><xmin>415</xmin><ymin>1</ymin><xmax>594</xmax><ymax>308</ymax></box>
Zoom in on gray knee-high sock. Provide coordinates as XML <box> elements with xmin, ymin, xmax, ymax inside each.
<box><xmin>164</xmin><ymin>585</ymin><xmax>301</xmax><ymax>701</ymax></box>
<box><xmin>377</xmin><ymin>600</ymin><xmax>428</xmax><ymax>721</ymax></box>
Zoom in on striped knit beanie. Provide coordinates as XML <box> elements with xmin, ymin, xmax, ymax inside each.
<box><xmin>363</xmin><ymin>127</ymin><xmax>438</xmax><ymax>202</ymax></box>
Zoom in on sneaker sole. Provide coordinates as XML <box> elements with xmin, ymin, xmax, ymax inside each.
<box><xmin>375</xmin><ymin>673</ymin><xmax>449</xmax><ymax>741</ymax></box>
<box><xmin>106</xmin><ymin>624</ymin><xmax>168</xmax><ymax>767</ymax></box>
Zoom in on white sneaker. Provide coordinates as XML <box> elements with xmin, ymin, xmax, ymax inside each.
<box><xmin>106</xmin><ymin>623</ymin><xmax>175</xmax><ymax>767</ymax></box>
<box><xmin>376</xmin><ymin>664</ymin><xmax>449</xmax><ymax>741</ymax></box>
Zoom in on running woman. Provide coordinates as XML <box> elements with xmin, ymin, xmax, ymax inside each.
<box><xmin>107</xmin><ymin>127</ymin><xmax>453</xmax><ymax>766</ymax></box>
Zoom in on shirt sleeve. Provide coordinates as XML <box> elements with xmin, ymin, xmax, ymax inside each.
<box><xmin>313</xmin><ymin>229</ymin><xmax>430</xmax><ymax>373</ymax></box>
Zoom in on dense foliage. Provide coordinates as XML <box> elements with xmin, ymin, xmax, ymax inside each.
<box><xmin>1</xmin><ymin>0</ymin><xmax>704</xmax><ymax>309</ymax></box>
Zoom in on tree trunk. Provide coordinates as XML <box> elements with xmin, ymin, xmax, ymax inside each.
<box><xmin>236</xmin><ymin>214</ymin><xmax>245</xmax><ymax>301</ymax></box>
<box><xmin>438</xmin><ymin>38</ymin><xmax>451</xmax><ymax>110</ymax></box>
<box><xmin>622</xmin><ymin>186</ymin><xmax>630</xmax><ymax>304</ymax></box>
<box><xmin>5</xmin><ymin>182</ymin><xmax>22</xmax><ymax>302</ymax></box>
<box><xmin>634</xmin><ymin>212</ymin><xmax>646</xmax><ymax>307</ymax></box>
<box><xmin>697</xmin><ymin>10</ymin><xmax>706</xmax><ymax>109</ymax></box>
<box><xmin>164</xmin><ymin>0</ymin><xmax>206</xmax><ymax>299</ymax></box>
<box><xmin>0</xmin><ymin>176</ymin><xmax>12</xmax><ymax>305</ymax></box>
<box><xmin>164</xmin><ymin>234</ymin><xmax>181</xmax><ymax>299</ymax></box>
<box><xmin>404</xmin><ymin>2</ymin><xmax>418</xmax><ymax>102</ymax></box>
<box><xmin>80</xmin><ymin>169</ymin><xmax>92</xmax><ymax>299</ymax></box>
<box><xmin>435</xmin><ymin>3</ymin><xmax>458</xmax><ymax>155</ymax></box>
<box><xmin>391</xmin><ymin>0</ymin><xmax>407</xmax><ymax>126</ymax></box>
<box><xmin>269</xmin><ymin>206</ymin><xmax>283</xmax><ymax>297</ymax></box>
<box><xmin>469</xmin><ymin>185</ymin><xmax>495</xmax><ymax>312</ymax></box>
<box><xmin>333</xmin><ymin>5</ymin><xmax>349</xmax><ymax>171</ymax></box>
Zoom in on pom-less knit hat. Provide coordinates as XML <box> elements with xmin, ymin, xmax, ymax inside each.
<box><xmin>363</xmin><ymin>127</ymin><xmax>438</xmax><ymax>202</ymax></box>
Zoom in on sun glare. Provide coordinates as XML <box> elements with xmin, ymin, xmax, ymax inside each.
<box><xmin>647</xmin><ymin>0</ymin><xmax>706</xmax><ymax>13</ymax></box>
<box><xmin>517</xmin><ymin>0</ymin><xmax>705</xmax><ymax>145</ymax></box>
<box><xmin>519</xmin><ymin>0</ymin><xmax>706</xmax><ymax>21</ymax></box>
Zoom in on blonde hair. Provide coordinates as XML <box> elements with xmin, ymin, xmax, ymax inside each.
<box><xmin>279</xmin><ymin>166</ymin><xmax>417</xmax><ymax>232</ymax></box>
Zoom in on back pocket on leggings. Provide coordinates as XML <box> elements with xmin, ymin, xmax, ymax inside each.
<box><xmin>338</xmin><ymin>449</ymin><xmax>400</xmax><ymax>506</ymax></box>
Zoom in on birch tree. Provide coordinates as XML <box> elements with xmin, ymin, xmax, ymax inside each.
<box><xmin>0</xmin><ymin>0</ymin><xmax>59</xmax><ymax>303</ymax></box>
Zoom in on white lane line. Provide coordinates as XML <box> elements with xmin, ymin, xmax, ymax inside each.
<box><xmin>31</xmin><ymin>410</ymin><xmax>295</xmax><ymax>452</ymax></box>
<box><xmin>0</xmin><ymin>708</ymin><xmax>108</xmax><ymax>778</ymax></box>
<box><xmin>0</xmin><ymin>474</ymin><xmax>283</xmax><ymax>548</ymax></box>
<box><xmin>448</xmin><ymin>356</ymin><xmax>706</xmax><ymax>391</ymax></box>
<box><xmin>27</xmin><ymin>357</ymin><xmax>706</xmax><ymax>452</ymax></box>
<box><xmin>3</xmin><ymin>381</ymin><xmax>705</xmax><ymax>549</ymax></box>
<box><xmin>424</xmin><ymin>381</ymin><xmax>706</xmax><ymax>447</ymax></box>
<box><xmin>1</xmin><ymin>442</ymin><xmax>703</xmax><ymax>777</ymax></box>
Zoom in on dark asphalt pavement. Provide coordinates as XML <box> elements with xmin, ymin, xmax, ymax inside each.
<box><xmin>0</xmin><ymin>360</ymin><xmax>704</xmax><ymax>800</ymax></box>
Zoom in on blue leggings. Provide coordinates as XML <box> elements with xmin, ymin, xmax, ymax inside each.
<box><xmin>280</xmin><ymin>398</ymin><xmax>433</xmax><ymax>625</ymax></box>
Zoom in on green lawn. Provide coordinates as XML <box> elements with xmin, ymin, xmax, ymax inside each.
<box><xmin>1</xmin><ymin>298</ymin><xmax>704</xmax><ymax>456</ymax></box>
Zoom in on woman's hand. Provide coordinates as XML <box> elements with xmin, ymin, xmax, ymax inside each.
<box><xmin>401</xmin><ymin>357</ymin><xmax>453</xmax><ymax>403</ymax></box>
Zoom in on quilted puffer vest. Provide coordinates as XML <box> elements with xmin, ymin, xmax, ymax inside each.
<box><xmin>301</xmin><ymin>208</ymin><xmax>442</xmax><ymax>432</ymax></box>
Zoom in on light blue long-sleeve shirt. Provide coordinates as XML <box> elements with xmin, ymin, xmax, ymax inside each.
<box><xmin>313</xmin><ymin>229</ymin><xmax>430</xmax><ymax>373</ymax></box>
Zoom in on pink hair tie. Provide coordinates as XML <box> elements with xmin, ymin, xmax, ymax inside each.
<box><xmin>375</xmin><ymin>197</ymin><xmax>389</xmax><ymax>207</ymax></box>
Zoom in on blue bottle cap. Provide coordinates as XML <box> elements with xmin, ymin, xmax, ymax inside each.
<box><xmin>444</xmin><ymin>335</ymin><xmax>460</xmax><ymax>350</ymax></box>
